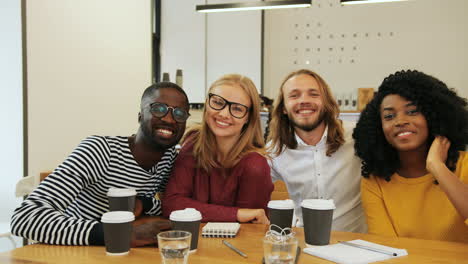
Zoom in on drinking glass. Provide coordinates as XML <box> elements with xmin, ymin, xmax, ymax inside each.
<box><xmin>263</xmin><ymin>229</ymin><xmax>298</xmax><ymax>264</ymax></box>
<box><xmin>157</xmin><ymin>230</ymin><xmax>191</xmax><ymax>264</ymax></box>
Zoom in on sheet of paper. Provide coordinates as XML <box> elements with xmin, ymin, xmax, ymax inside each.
<box><xmin>303</xmin><ymin>239</ymin><xmax>408</xmax><ymax>264</ymax></box>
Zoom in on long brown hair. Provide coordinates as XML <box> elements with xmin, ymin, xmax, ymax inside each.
<box><xmin>184</xmin><ymin>74</ymin><xmax>266</xmax><ymax>171</ymax></box>
<box><xmin>267</xmin><ymin>69</ymin><xmax>344</xmax><ymax>156</ymax></box>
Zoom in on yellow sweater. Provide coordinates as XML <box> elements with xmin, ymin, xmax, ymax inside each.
<box><xmin>361</xmin><ymin>151</ymin><xmax>468</xmax><ymax>243</ymax></box>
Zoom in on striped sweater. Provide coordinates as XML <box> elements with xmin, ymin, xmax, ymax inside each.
<box><xmin>11</xmin><ymin>136</ymin><xmax>177</xmax><ymax>245</ymax></box>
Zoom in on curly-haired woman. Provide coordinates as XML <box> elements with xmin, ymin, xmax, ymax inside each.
<box><xmin>353</xmin><ymin>70</ymin><xmax>468</xmax><ymax>242</ymax></box>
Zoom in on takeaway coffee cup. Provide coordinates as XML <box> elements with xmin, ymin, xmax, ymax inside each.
<box><xmin>268</xmin><ymin>199</ymin><xmax>295</xmax><ymax>233</ymax></box>
<box><xmin>301</xmin><ymin>199</ymin><xmax>335</xmax><ymax>246</ymax></box>
<box><xmin>169</xmin><ymin>208</ymin><xmax>202</xmax><ymax>253</ymax></box>
<box><xmin>101</xmin><ymin>211</ymin><xmax>135</xmax><ymax>255</ymax></box>
<box><xmin>107</xmin><ymin>188</ymin><xmax>136</xmax><ymax>212</ymax></box>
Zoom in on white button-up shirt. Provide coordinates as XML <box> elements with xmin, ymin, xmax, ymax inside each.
<box><xmin>269</xmin><ymin>121</ymin><xmax>367</xmax><ymax>233</ymax></box>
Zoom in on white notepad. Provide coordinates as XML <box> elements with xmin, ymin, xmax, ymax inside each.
<box><xmin>303</xmin><ymin>239</ymin><xmax>408</xmax><ymax>264</ymax></box>
<box><xmin>201</xmin><ymin>222</ymin><xmax>241</xmax><ymax>238</ymax></box>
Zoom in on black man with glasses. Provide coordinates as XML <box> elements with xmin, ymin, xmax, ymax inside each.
<box><xmin>163</xmin><ymin>74</ymin><xmax>273</xmax><ymax>224</ymax></box>
<box><xmin>11</xmin><ymin>82</ymin><xmax>189</xmax><ymax>247</ymax></box>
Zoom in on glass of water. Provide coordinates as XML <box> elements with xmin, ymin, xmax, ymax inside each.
<box><xmin>157</xmin><ymin>230</ymin><xmax>191</xmax><ymax>264</ymax></box>
<box><xmin>263</xmin><ymin>227</ymin><xmax>298</xmax><ymax>264</ymax></box>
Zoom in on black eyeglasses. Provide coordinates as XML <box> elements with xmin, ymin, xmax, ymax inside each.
<box><xmin>208</xmin><ymin>93</ymin><xmax>249</xmax><ymax>119</ymax></box>
<box><xmin>149</xmin><ymin>103</ymin><xmax>190</xmax><ymax>123</ymax></box>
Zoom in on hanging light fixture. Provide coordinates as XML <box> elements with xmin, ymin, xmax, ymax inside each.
<box><xmin>341</xmin><ymin>0</ymin><xmax>410</xmax><ymax>5</ymax></box>
<box><xmin>196</xmin><ymin>0</ymin><xmax>311</xmax><ymax>13</ymax></box>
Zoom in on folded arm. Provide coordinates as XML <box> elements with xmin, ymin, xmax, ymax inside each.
<box><xmin>11</xmin><ymin>136</ymin><xmax>109</xmax><ymax>245</ymax></box>
<box><xmin>235</xmin><ymin>153</ymin><xmax>273</xmax><ymax>224</ymax></box>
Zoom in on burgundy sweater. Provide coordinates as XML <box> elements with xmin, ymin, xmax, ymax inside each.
<box><xmin>162</xmin><ymin>143</ymin><xmax>273</xmax><ymax>222</ymax></box>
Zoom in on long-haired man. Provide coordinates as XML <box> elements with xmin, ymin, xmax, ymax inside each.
<box><xmin>268</xmin><ymin>69</ymin><xmax>366</xmax><ymax>232</ymax></box>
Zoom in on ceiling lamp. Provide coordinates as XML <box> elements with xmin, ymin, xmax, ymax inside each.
<box><xmin>196</xmin><ymin>0</ymin><xmax>311</xmax><ymax>13</ymax></box>
<box><xmin>341</xmin><ymin>0</ymin><xmax>410</xmax><ymax>5</ymax></box>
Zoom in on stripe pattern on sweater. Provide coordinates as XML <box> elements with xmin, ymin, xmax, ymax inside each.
<box><xmin>11</xmin><ymin>135</ymin><xmax>177</xmax><ymax>245</ymax></box>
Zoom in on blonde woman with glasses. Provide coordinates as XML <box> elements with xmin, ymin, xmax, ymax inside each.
<box><xmin>163</xmin><ymin>74</ymin><xmax>273</xmax><ymax>224</ymax></box>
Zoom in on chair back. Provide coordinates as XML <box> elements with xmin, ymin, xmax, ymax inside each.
<box><xmin>270</xmin><ymin>180</ymin><xmax>289</xmax><ymax>200</ymax></box>
<box><xmin>40</xmin><ymin>171</ymin><xmax>53</xmax><ymax>182</ymax></box>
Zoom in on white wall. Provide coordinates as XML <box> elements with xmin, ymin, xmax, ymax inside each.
<box><xmin>161</xmin><ymin>0</ymin><xmax>262</xmax><ymax>103</ymax></box>
<box><xmin>26</xmin><ymin>0</ymin><xmax>152</xmax><ymax>181</ymax></box>
<box><xmin>264</xmin><ymin>0</ymin><xmax>468</xmax><ymax>100</ymax></box>
<box><xmin>161</xmin><ymin>0</ymin><xmax>206</xmax><ymax>102</ymax></box>
<box><xmin>0</xmin><ymin>0</ymin><xmax>23</xmax><ymax>252</ymax></box>
<box><xmin>206</xmin><ymin>0</ymin><xmax>262</xmax><ymax>91</ymax></box>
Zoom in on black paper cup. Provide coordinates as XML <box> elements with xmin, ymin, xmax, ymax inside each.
<box><xmin>107</xmin><ymin>188</ymin><xmax>136</xmax><ymax>212</ymax></box>
<box><xmin>169</xmin><ymin>208</ymin><xmax>202</xmax><ymax>253</ymax></box>
<box><xmin>101</xmin><ymin>211</ymin><xmax>135</xmax><ymax>255</ymax></box>
<box><xmin>268</xmin><ymin>200</ymin><xmax>295</xmax><ymax>233</ymax></box>
<box><xmin>301</xmin><ymin>199</ymin><xmax>335</xmax><ymax>246</ymax></box>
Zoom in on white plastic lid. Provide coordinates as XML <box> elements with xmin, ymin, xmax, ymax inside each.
<box><xmin>301</xmin><ymin>199</ymin><xmax>336</xmax><ymax>210</ymax></box>
<box><xmin>267</xmin><ymin>199</ymin><xmax>295</xmax><ymax>210</ymax></box>
<box><xmin>101</xmin><ymin>211</ymin><xmax>135</xmax><ymax>223</ymax></box>
<box><xmin>170</xmin><ymin>208</ymin><xmax>202</xmax><ymax>222</ymax></box>
<box><xmin>107</xmin><ymin>188</ymin><xmax>137</xmax><ymax>197</ymax></box>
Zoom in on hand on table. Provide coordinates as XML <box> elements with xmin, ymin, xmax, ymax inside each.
<box><xmin>133</xmin><ymin>198</ymin><xmax>143</xmax><ymax>218</ymax></box>
<box><xmin>237</xmin><ymin>209</ymin><xmax>270</xmax><ymax>224</ymax></box>
<box><xmin>131</xmin><ymin>216</ymin><xmax>171</xmax><ymax>247</ymax></box>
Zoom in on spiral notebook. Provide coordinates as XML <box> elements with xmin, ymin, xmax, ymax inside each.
<box><xmin>202</xmin><ymin>222</ymin><xmax>241</xmax><ymax>238</ymax></box>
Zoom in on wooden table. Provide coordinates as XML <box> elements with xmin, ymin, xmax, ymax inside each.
<box><xmin>1</xmin><ymin>224</ymin><xmax>467</xmax><ymax>263</ymax></box>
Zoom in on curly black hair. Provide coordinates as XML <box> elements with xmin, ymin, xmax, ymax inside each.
<box><xmin>353</xmin><ymin>70</ymin><xmax>468</xmax><ymax>181</ymax></box>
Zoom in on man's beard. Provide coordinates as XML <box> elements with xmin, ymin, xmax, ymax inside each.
<box><xmin>288</xmin><ymin>110</ymin><xmax>325</xmax><ymax>132</ymax></box>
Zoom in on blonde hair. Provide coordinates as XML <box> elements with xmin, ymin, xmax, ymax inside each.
<box><xmin>184</xmin><ymin>74</ymin><xmax>266</xmax><ymax>171</ymax></box>
<box><xmin>267</xmin><ymin>69</ymin><xmax>344</xmax><ymax>156</ymax></box>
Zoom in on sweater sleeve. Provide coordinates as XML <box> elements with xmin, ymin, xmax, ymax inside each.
<box><xmin>10</xmin><ymin>136</ymin><xmax>110</xmax><ymax>245</ymax></box>
<box><xmin>360</xmin><ymin>176</ymin><xmax>397</xmax><ymax>237</ymax></box>
<box><xmin>456</xmin><ymin>151</ymin><xmax>468</xmax><ymax>225</ymax></box>
<box><xmin>235</xmin><ymin>153</ymin><xmax>273</xmax><ymax>213</ymax></box>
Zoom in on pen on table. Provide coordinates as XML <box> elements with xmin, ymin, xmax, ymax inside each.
<box><xmin>339</xmin><ymin>241</ymin><xmax>397</xmax><ymax>256</ymax></box>
<box><xmin>222</xmin><ymin>240</ymin><xmax>247</xmax><ymax>258</ymax></box>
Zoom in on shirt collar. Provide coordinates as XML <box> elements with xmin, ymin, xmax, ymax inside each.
<box><xmin>295</xmin><ymin>125</ymin><xmax>329</xmax><ymax>147</ymax></box>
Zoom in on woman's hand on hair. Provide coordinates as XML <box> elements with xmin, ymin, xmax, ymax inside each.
<box><xmin>426</xmin><ymin>136</ymin><xmax>450</xmax><ymax>175</ymax></box>
<box><xmin>426</xmin><ymin>136</ymin><xmax>468</xmax><ymax>219</ymax></box>
<box><xmin>236</xmin><ymin>208</ymin><xmax>270</xmax><ymax>224</ymax></box>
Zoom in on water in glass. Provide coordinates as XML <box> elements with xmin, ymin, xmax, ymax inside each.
<box><xmin>160</xmin><ymin>242</ymin><xmax>189</xmax><ymax>264</ymax></box>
